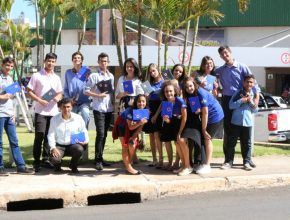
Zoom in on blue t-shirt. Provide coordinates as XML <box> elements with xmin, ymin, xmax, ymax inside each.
<box><xmin>172</xmin><ymin>96</ymin><xmax>187</xmax><ymax>116</ymax></box>
<box><xmin>198</xmin><ymin>87</ymin><xmax>224</xmax><ymax>124</ymax></box>
<box><xmin>149</xmin><ymin>80</ymin><xmax>164</xmax><ymax>101</ymax></box>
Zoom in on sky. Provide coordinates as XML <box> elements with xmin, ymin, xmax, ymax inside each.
<box><xmin>11</xmin><ymin>0</ymin><xmax>36</xmax><ymax>27</ymax></box>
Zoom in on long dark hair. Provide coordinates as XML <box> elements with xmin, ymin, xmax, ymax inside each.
<box><xmin>133</xmin><ymin>94</ymin><xmax>147</xmax><ymax>109</ymax></box>
<box><xmin>172</xmin><ymin>63</ymin><xmax>186</xmax><ymax>83</ymax></box>
<box><xmin>160</xmin><ymin>80</ymin><xmax>181</xmax><ymax>101</ymax></box>
<box><xmin>199</xmin><ymin>56</ymin><xmax>215</xmax><ymax>74</ymax></box>
<box><xmin>182</xmin><ymin>77</ymin><xmax>199</xmax><ymax>102</ymax></box>
<box><xmin>123</xmin><ymin>58</ymin><xmax>141</xmax><ymax>79</ymax></box>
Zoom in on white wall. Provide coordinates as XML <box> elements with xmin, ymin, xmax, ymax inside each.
<box><xmin>61</xmin><ymin>30</ymin><xmax>80</xmax><ymax>45</ymax></box>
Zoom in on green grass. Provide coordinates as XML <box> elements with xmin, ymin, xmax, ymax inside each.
<box><xmin>2</xmin><ymin>126</ymin><xmax>290</xmax><ymax>166</ymax></box>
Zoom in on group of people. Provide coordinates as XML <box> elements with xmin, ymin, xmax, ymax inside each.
<box><xmin>0</xmin><ymin>45</ymin><xmax>260</xmax><ymax>176</ymax></box>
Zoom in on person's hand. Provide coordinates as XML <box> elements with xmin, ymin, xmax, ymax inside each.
<box><xmin>195</xmin><ymin>108</ymin><xmax>201</xmax><ymax>114</ymax></box>
<box><xmin>151</xmin><ymin>114</ymin><xmax>157</xmax><ymax>123</ymax></box>
<box><xmin>202</xmin><ymin>129</ymin><xmax>211</xmax><ymax>140</ymax></box>
<box><xmin>140</xmin><ymin>118</ymin><xmax>148</xmax><ymax>125</ymax></box>
<box><xmin>163</xmin><ymin>115</ymin><xmax>170</xmax><ymax>124</ymax></box>
<box><xmin>177</xmin><ymin>132</ymin><xmax>181</xmax><ymax>142</ymax></box>
<box><xmin>51</xmin><ymin>148</ymin><xmax>61</xmax><ymax>158</ymax></box>
<box><xmin>77</xmin><ymin>141</ymin><xmax>88</xmax><ymax>146</ymax></box>
<box><xmin>38</xmin><ymin>98</ymin><xmax>49</xmax><ymax>106</ymax></box>
<box><xmin>98</xmin><ymin>92</ymin><xmax>108</xmax><ymax>98</ymax></box>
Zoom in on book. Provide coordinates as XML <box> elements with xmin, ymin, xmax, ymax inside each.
<box><xmin>71</xmin><ymin>132</ymin><xmax>86</xmax><ymax>144</ymax></box>
<box><xmin>133</xmin><ymin>109</ymin><xmax>149</xmax><ymax>121</ymax></box>
<box><xmin>161</xmin><ymin>69</ymin><xmax>174</xmax><ymax>80</ymax></box>
<box><xmin>96</xmin><ymin>79</ymin><xmax>113</xmax><ymax>93</ymax></box>
<box><xmin>204</xmin><ymin>75</ymin><xmax>216</xmax><ymax>91</ymax></box>
<box><xmin>123</xmin><ymin>80</ymin><xmax>134</xmax><ymax>94</ymax></box>
<box><xmin>4</xmin><ymin>82</ymin><xmax>21</xmax><ymax>94</ymax></box>
<box><xmin>42</xmin><ymin>88</ymin><xmax>57</xmax><ymax>102</ymax></box>
<box><xmin>161</xmin><ymin>101</ymin><xmax>173</xmax><ymax>118</ymax></box>
<box><xmin>188</xmin><ymin>96</ymin><xmax>201</xmax><ymax>113</ymax></box>
<box><xmin>77</xmin><ymin>66</ymin><xmax>90</xmax><ymax>82</ymax></box>
<box><xmin>141</xmin><ymin>80</ymin><xmax>154</xmax><ymax>94</ymax></box>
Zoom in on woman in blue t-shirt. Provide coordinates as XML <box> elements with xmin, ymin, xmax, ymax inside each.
<box><xmin>183</xmin><ymin>77</ymin><xmax>224</xmax><ymax>174</ymax></box>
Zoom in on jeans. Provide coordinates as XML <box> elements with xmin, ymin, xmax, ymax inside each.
<box><xmin>221</xmin><ymin>96</ymin><xmax>233</xmax><ymax>163</ymax></box>
<box><xmin>33</xmin><ymin>113</ymin><xmax>52</xmax><ymax>165</ymax></box>
<box><xmin>227</xmin><ymin>124</ymin><xmax>252</xmax><ymax>164</ymax></box>
<box><xmin>93</xmin><ymin>110</ymin><xmax>113</xmax><ymax>163</ymax></box>
<box><xmin>49</xmin><ymin>143</ymin><xmax>84</xmax><ymax>170</ymax></box>
<box><xmin>0</xmin><ymin>117</ymin><xmax>25</xmax><ymax>169</ymax></box>
<box><xmin>72</xmin><ymin>103</ymin><xmax>90</xmax><ymax>129</ymax></box>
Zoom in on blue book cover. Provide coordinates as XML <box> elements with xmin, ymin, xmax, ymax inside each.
<box><xmin>161</xmin><ymin>101</ymin><xmax>173</xmax><ymax>118</ymax></box>
<box><xmin>42</xmin><ymin>88</ymin><xmax>57</xmax><ymax>102</ymax></box>
<box><xmin>123</xmin><ymin>80</ymin><xmax>134</xmax><ymax>94</ymax></box>
<box><xmin>205</xmin><ymin>75</ymin><xmax>216</xmax><ymax>91</ymax></box>
<box><xmin>188</xmin><ymin>96</ymin><xmax>201</xmax><ymax>113</ymax></box>
<box><xmin>77</xmin><ymin>66</ymin><xmax>90</xmax><ymax>82</ymax></box>
<box><xmin>133</xmin><ymin>109</ymin><xmax>149</xmax><ymax>121</ymax></box>
<box><xmin>71</xmin><ymin>132</ymin><xmax>86</xmax><ymax>144</ymax></box>
<box><xmin>4</xmin><ymin>82</ymin><xmax>21</xmax><ymax>94</ymax></box>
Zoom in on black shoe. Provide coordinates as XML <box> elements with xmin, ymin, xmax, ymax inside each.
<box><xmin>69</xmin><ymin>163</ymin><xmax>79</xmax><ymax>173</ymax></box>
<box><xmin>102</xmin><ymin>161</ymin><xmax>111</xmax><ymax>167</ymax></box>
<box><xmin>33</xmin><ymin>164</ymin><xmax>41</xmax><ymax>172</ymax></box>
<box><xmin>126</xmin><ymin>170</ymin><xmax>143</xmax><ymax>175</ymax></box>
<box><xmin>41</xmin><ymin>160</ymin><xmax>54</xmax><ymax>169</ymax></box>
<box><xmin>54</xmin><ymin>165</ymin><xmax>63</xmax><ymax>172</ymax></box>
<box><xmin>96</xmin><ymin>162</ymin><xmax>103</xmax><ymax>171</ymax></box>
<box><xmin>0</xmin><ymin>167</ymin><xmax>8</xmax><ymax>176</ymax></box>
<box><xmin>17</xmin><ymin>167</ymin><xmax>34</xmax><ymax>174</ymax></box>
<box><xmin>249</xmin><ymin>160</ymin><xmax>256</xmax><ymax>168</ymax></box>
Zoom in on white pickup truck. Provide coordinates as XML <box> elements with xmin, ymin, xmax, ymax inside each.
<box><xmin>254</xmin><ymin>93</ymin><xmax>290</xmax><ymax>142</ymax></box>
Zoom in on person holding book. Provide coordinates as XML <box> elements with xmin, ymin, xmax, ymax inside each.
<box><xmin>0</xmin><ymin>57</ymin><xmax>32</xmax><ymax>175</ymax></box>
<box><xmin>194</xmin><ymin>56</ymin><xmax>218</xmax><ymax>97</ymax></box>
<box><xmin>185</xmin><ymin>77</ymin><xmax>224</xmax><ymax>174</ymax></box>
<box><xmin>64</xmin><ymin>51</ymin><xmax>91</xmax><ymax>128</ymax></box>
<box><xmin>182</xmin><ymin>77</ymin><xmax>206</xmax><ymax>170</ymax></box>
<box><xmin>159</xmin><ymin>80</ymin><xmax>192</xmax><ymax>176</ymax></box>
<box><xmin>228</xmin><ymin>75</ymin><xmax>258</xmax><ymax>171</ymax></box>
<box><xmin>115</xmin><ymin>58</ymin><xmax>144</xmax><ymax>113</ymax></box>
<box><xmin>27</xmin><ymin>53</ymin><xmax>63</xmax><ymax>172</ymax></box>
<box><xmin>143</xmin><ymin>63</ymin><xmax>164</xmax><ymax>168</ymax></box>
<box><xmin>119</xmin><ymin>94</ymin><xmax>148</xmax><ymax>175</ymax></box>
<box><xmin>47</xmin><ymin>98</ymin><xmax>89</xmax><ymax>173</ymax></box>
<box><xmin>84</xmin><ymin>52</ymin><xmax>114</xmax><ymax>171</ymax></box>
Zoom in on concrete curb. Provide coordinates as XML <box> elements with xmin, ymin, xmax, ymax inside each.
<box><xmin>1</xmin><ymin>173</ymin><xmax>290</xmax><ymax>210</ymax></box>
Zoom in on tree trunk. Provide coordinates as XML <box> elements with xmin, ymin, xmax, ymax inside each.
<box><xmin>163</xmin><ymin>31</ymin><xmax>169</xmax><ymax>70</ymax></box>
<box><xmin>49</xmin><ymin>7</ymin><xmax>56</xmax><ymax>53</ymax></box>
<box><xmin>53</xmin><ymin>18</ymin><xmax>63</xmax><ymax>53</ymax></box>
<box><xmin>182</xmin><ymin>20</ymin><xmax>190</xmax><ymax>65</ymax></box>
<box><xmin>112</xmin><ymin>9</ymin><xmax>123</xmax><ymax>69</ymax></box>
<box><xmin>157</xmin><ymin>27</ymin><xmax>163</xmax><ymax>72</ymax></box>
<box><xmin>122</xmin><ymin>18</ymin><xmax>128</xmax><ymax>60</ymax></box>
<box><xmin>41</xmin><ymin>17</ymin><xmax>46</xmax><ymax>66</ymax></box>
<box><xmin>188</xmin><ymin>16</ymin><xmax>199</xmax><ymax>76</ymax></box>
<box><xmin>137</xmin><ymin>13</ymin><xmax>142</xmax><ymax>77</ymax></box>
<box><xmin>35</xmin><ymin>0</ymin><xmax>40</xmax><ymax>69</ymax></box>
<box><xmin>78</xmin><ymin>18</ymin><xmax>86</xmax><ymax>52</ymax></box>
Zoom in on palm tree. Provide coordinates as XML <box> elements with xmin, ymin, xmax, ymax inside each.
<box><xmin>147</xmin><ymin>0</ymin><xmax>184</xmax><ymax>70</ymax></box>
<box><xmin>111</xmin><ymin>8</ymin><xmax>123</xmax><ymax>69</ymax></box>
<box><xmin>185</xmin><ymin>0</ymin><xmax>250</xmax><ymax>74</ymax></box>
<box><xmin>53</xmin><ymin>0</ymin><xmax>75</xmax><ymax>53</ymax></box>
<box><xmin>75</xmin><ymin>0</ymin><xmax>107</xmax><ymax>52</ymax></box>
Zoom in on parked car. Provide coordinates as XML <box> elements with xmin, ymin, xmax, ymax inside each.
<box><xmin>254</xmin><ymin>93</ymin><xmax>290</xmax><ymax>142</ymax></box>
<box><xmin>272</xmin><ymin>96</ymin><xmax>288</xmax><ymax>108</ymax></box>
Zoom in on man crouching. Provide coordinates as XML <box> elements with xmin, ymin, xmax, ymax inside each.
<box><xmin>48</xmin><ymin>97</ymin><xmax>89</xmax><ymax>173</ymax></box>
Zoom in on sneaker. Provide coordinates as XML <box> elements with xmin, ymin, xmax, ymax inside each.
<box><xmin>243</xmin><ymin>163</ymin><xmax>253</xmax><ymax>171</ymax></box>
<box><xmin>69</xmin><ymin>163</ymin><xmax>79</xmax><ymax>173</ymax></box>
<box><xmin>102</xmin><ymin>161</ymin><xmax>111</xmax><ymax>167</ymax></box>
<box><xmin>17</xmin><ymin>167</ymin><xmax>34</xmax><ymax>174</ymax></box>
<box><xmin>96</xmin><ymin>162</ymin><xmax>103</xmax><ymax>171</ymax></box>
<box><xmin>0</xmin><ymin>167</ymin><xmax>8</xmax><ymax>176</ymax></box>
<box><xmin>178</xmin><ymin>167</ymin><xmax>193</xmax><ymax>176</ymax></box>
<box><xmin>249</xmin><ymin>160</ymin><xmax>256</xmax><ymax>168</ymax></box>
<box><xmin>196</xmin><ymin>165</ymin><xmax>211</xmax><ymax>174</ymax></box>
<box><xmin>220</xmin><ymin>162</ymin><xmax>232</xmax><ymax>170</ymax></box>
<box><xmin>173</xmin><ymin>167</ymin><xmax>183</xmax><ymax>174</ymax></box>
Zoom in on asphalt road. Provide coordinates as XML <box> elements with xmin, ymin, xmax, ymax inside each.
<box><xmin>1</xmin><ymin>186</ymin><xmax>290</xmax><ymax>220</ymax></box>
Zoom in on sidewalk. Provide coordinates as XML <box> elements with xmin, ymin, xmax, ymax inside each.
<box><xmin>1</xmin><ymin>155</ymin><xmax>290</xmax><ymax>211</ymax></box>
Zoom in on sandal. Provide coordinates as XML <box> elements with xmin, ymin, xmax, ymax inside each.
<box><xmin>155</xmin><ymin>160</ymin><xmax>163</xmax><ymax>169</ymax></box>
